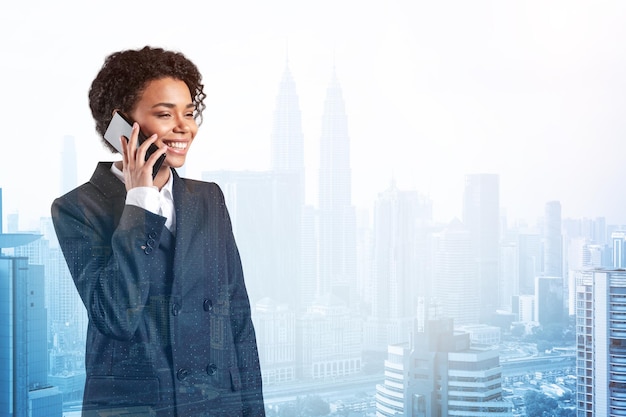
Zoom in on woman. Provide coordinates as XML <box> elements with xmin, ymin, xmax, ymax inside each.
<box><xmin>51</xmin><ymin>46</ymin><xmax>264</xmax><ymax>417</ymax></box>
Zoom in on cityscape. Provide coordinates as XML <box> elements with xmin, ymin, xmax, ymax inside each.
<box><xmin>2</xmin><ymin>59</ymin><xmax>622</xmax><ymax>417</ymax></box>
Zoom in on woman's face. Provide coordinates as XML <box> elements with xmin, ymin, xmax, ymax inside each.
<box><xmin>129</xmin><ymin>77</ymin><xmax>199</xmax><ymax>169</ymax></box>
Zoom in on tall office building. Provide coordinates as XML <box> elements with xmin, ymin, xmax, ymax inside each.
<box><xmin>0</xmin><ymin>234</ymin><xmax>62</xmax><ymax>416</ymax></box>
<box><xmin>202</xmin><ymin>170</ymin><xmax>276</xmax><ymax>305</ymax></box>
<box><xmin>499</xmin><ymin>242</ymin><xmax>518</xmax><ymax>312</ymax></box>
<box><xmin>375</xmin><ymin>316</ymin><xmax>512</xmax><ymax>416</ymax></box>
<box><xmin>203</xmin><ymin>61</ymin><xmax>307</xmax><ymax>307</ymax></box>
<box><xmin>432</xmin><ymin>219</ymin><xmax>480</xmax><ymax>325</ymax></box>
<box><xmin>593</xmin><ymin>217</ymin><xmax>607</xmax><ymax>246</ymax></box>
<box><xmin>518</xmin><ymin>230</ymin><xmax>542</xmax><ymax>296</ymax></box>
<box><xmin>462</xmin><ymin>174</ymin><xmax>500</xmax><ymax>322</ymax></box>
<box><xmin>534</xmin><ymin>275</ymin><xmax>563</xmax><ymax>326</ymax></box>
<box><xmin>512</xmin><ymin>294</ymin><xmax>535</xmax><ymax>323</ymax></box>
<box><xmin>271</xmin><ymin>62</ymin><xmax>305</xmax><ymax>182</ymax></box>
<box><xmin>543</xmin><ymin>201</ymin><xmax>565</xmax><ymax>320</ymax></box>
<box><xmin>14</xmin><ymin>218</ymin><xmax>88</xmax><ymax>371</ymax></box>
<box><xmin>368</xmin><ymin>182</ymin><xmax>432</xmax><ymax>349</ymax></box>
<box><xmin>269</xmin><ymin>61</ymin><xmax>306</xmax><ymax>307</ymax></box>
<box><xmin>543</xmin><ymin>201</ymin><xmax>563</xmax><ymax>277</ymax></box>
<box><xmin>576</xmin><ymin>269</ymin><xmax>626</xmax><ymax>416</ymax></box>
<box><xmin>612</xmin><ymin>231</ymin><xmax>626</xmax><ymax>269</ymax></box>
<box><xmin>317</xmin><ymin>69</ymin><xmax>356</xmax><ymax>305</ymax></box>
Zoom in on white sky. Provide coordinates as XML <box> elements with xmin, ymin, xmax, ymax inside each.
<box><xmin>2</xmin><ymin>0</ymin><xmax>626</xmax><ymax>229</ymax></box>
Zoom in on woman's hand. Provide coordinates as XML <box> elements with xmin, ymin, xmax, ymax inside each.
<box><xmin>119</xmin><ymin>122</ymin><xmax>167</xmax><ymax>191</ymax></box>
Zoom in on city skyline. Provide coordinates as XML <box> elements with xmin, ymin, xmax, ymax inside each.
<box><xmin>3</xmin><ymin>2</ymin><xmax>625</xmax><ymax>414</ymax></box>
<box><xmin>2</xmin><ymin>1</ymin><xmax>626</xmax><ymax>230</ymax></box>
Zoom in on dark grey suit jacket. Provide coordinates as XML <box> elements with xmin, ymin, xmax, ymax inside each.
<box><xmin>51</xmin><ymin>162</ymin><xmax>264</xmax><ymax>417</ymax></box>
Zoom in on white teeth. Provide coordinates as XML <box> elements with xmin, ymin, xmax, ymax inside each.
<box><xmin>166</xmin><ymin>142</ymin><xmax>188</xmax><ymax>150</ymax></box>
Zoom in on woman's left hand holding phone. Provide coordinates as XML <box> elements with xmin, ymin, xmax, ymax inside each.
<box><xmin>120</xmin><ymin>123</ymin><xmax>167</xmax><ymax>191</ymax></box>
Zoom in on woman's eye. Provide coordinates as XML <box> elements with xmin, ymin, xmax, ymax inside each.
<box><xmin>157</xmin><ymin>113</ymin><xmax>171</xmax><ymax>118</ymax></box>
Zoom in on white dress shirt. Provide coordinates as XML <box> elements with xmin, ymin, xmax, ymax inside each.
<box><xmin>110</xmin><ymin>163</ymin><xmax>176</xmax><ymax>234</ymax></box>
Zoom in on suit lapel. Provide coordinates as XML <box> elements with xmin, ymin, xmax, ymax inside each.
<box><xmin>172</xmin><ymin>170</ymin><xmax>202</xmax><ymax>292</ymax></box>
<box><xmin>89</xmin><ymin>162</ymin><xmax>127</xmax><ymax>226</ymax></box>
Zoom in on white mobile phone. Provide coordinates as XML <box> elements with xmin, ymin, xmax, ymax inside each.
<box><xmin>104</xmin><ymin>112</ymin><xmax>165</xmax><ymax>178</ymax></box>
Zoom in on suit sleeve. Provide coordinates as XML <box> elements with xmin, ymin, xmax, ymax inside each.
<box><xmin>217</xmin><ymin>187</ymin><xmax>265</xmax><ymax>416</ymax></box>
<box><xmin>51</xmin><ymin>193</ymin><xmax>167</xmax><ymax>341</ymax></box>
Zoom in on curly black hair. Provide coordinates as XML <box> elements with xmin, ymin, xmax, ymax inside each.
<box><xmin>89</xmin><ymin>46</ymin><xmax>206</xmax><ymax>152</ymax></box>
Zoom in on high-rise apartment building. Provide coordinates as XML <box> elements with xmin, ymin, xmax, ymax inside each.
<box><xmin>576</xmin><ymin>269</ymin><xmax>626</xmax><ymax>416</ymax></box>
<box><xmin>317</xmin><ymin>69</ymin><xmax>356</xmax><ymax>306</ymax></box>
<box><xmin>462</xmin><ymin>174</ymin><xmax>500</xmax><ymax>321</ymax></box>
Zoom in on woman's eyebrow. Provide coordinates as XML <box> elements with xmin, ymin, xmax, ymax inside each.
<box><xmin>151</xmin><ymin>102</ymin><xmax>196</xmax><ymax>109</ymax></box>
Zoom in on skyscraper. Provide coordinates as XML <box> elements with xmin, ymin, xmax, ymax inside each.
<box><xmin>368</xmin><ymin>182</ymin><xmax>432</xmax><ymax>348</ymax></box>
<box><xmin>534</xmin><ymin>275</ymin><xmax>563</xmax><ymax>326</ymax></box>
<box><xmin>0</xmin><ymin>236</ymin><xmax>62</xmax><ymax>416</ymax></box>
<box><xmin>269</xmin><ymin>61</ymin><xmax>306</xmax><ymax>307</ymax></box>
<box><xmin>518</xmin><ymin>230</ymin><xmax>542</xmax><ymax>295</ymax></box>
<box><xmin>462</xmin><ymin>173</ymin><xmax>500</xmax><ymax>322</ymax></box>
<box><xmin>543</xmin><ymin>200</ymin><xmax>563</xmax><ymax>277</ymax></box>
<box><xmin>611</xmin><ymin>230</ymin><xmax>626</xmax><ymax>268</ymax></box>
<box><xmin>543</xmin><ymin>201</ymin><xmax>564</xmax><ymax>319</ymax></box>
<box><xmin>203</xmin><ymin>60</ymin><xmax>307</xmax><ymax>307</ymax></box>
<box><xmin>576</xmin><ymin>269</ymin><xmax>626</xmax><ymax>416</ymax></box>
<box><xmin>317</xmin><ymin>69</ymin><xmax>356</xmax><ymax>305</ymax></box>
<box><xmin>499</xmin><ymin>242</ymin><xmax>518</xmax><ymax>312</ymax></box>
<box><xmin>432</xmin><ymin>219</ymin><xmax>480</xmax><ymax>325</ymax></box>
<box><xmin>271</xmin><ymin>62</ymin><xmax>305</xmax><ymax>181</ymax></box>
<box><xmin>375</xmin><ymin>316</ymin><xmax>512</xmax><ymax>416</ymax></box>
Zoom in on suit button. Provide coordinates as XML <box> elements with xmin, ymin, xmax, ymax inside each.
<box><xmin>206</xmin><ymin>364</ymin><xmax>218</xmax><ymax>376</ymax></box>
<box><xmin>148</xmin><ymin>231</ymin><xmax>157</xmax><ymax>239</ymax></box>
<box><xmin>144</xmin><ymin>246</ymin><xmax>153</xmax><ymax>255</ymax></box>
<box><xmin>177</xmin><ymin>368</ymin><xmax>190</xmax><ymax>381</ymax></box>
<box><xmin>171</xmin><ymin>303</ymin><xmax>180</xmax><ymax>316</ymax></box>
<box><xmin>203</xmin><ymin>299</ymin><xmax>213</xmax><ymax>312</ymax></box>
<box><xmin>146</xmin><ymin>238</ymin><xmax>156</xmax><ymax>248</ymax></box>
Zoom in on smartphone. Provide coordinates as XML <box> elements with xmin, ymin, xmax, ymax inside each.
<box><xmin>104</xmin><ymin>112</ymin><xmax>165</xmax><ymax>179</ymax></box>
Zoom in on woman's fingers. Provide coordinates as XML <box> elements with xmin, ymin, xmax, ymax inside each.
<box><xmin>119</xmin><ymin>124</ymin><xmax>165</xmax><ymax>189</ymax></box>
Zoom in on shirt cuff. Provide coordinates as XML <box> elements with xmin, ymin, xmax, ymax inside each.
<box><xmin>126</xmin><ymin>186</ymin><xmax>160</xmax><ymax>215</ymax></box>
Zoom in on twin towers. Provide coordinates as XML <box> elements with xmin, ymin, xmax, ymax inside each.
<box><xmin>205</xmin><ymin>61</ymin><xmax>357</xmax><ymax>311</ymax></box>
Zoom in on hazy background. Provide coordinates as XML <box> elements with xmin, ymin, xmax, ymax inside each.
<box><xmin>2</xmin><ymin>0</ymin><xmax>625</xmax><ymax>227</ymax></box>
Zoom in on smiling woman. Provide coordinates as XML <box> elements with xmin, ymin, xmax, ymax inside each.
<box><xmin>50</xmin><ymin>46</ymin><xmax>265</xmax><ymax>417</ymax></box>
<box><xmin>120</xmin><ymin>77</ymin><xmax>199</xmax><ymax>189</ymax></box>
